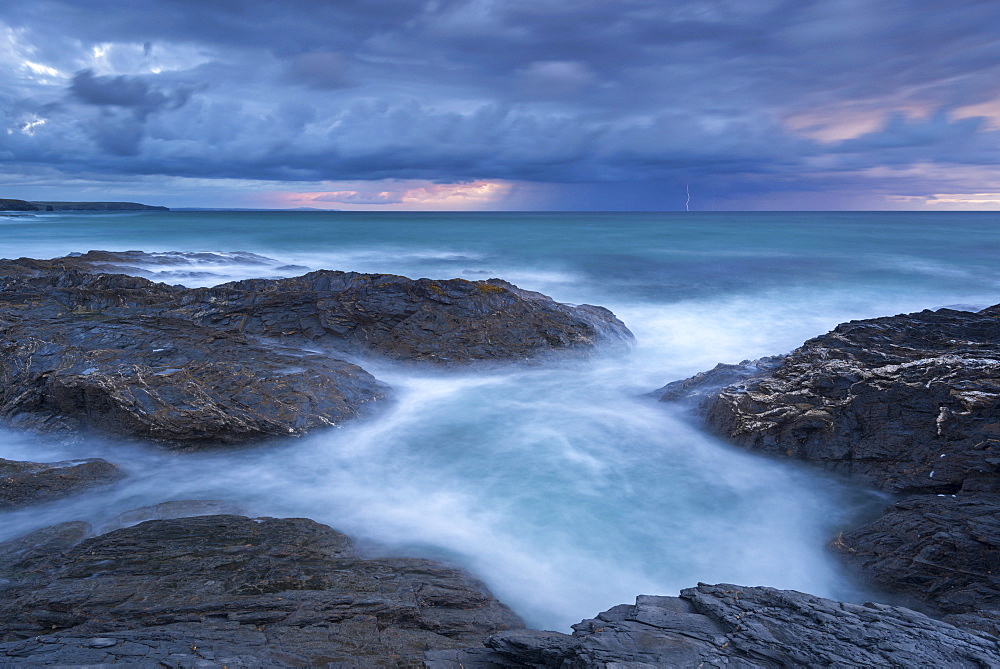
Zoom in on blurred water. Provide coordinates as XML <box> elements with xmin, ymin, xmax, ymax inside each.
<box><xmin>1</xmin><ymin>210</ymin><xmax>997</xmax><ymax>629</ymax></box>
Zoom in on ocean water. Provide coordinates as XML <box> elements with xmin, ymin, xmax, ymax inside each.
<box><xmin>1</xmin><ymin>210</ymin><xmax>998</xmax><ymax>629</ymax></box>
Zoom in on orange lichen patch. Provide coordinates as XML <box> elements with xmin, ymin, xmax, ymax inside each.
<box><xmin>477</xmin><ymin>284</ymin><xmax>506</xmax><ymax>294</ymax></box>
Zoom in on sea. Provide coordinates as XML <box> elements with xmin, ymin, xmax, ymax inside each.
<box><xmin>1</xmin><ymin>210</ymin><xmax>998</xmax><ymax>630</ymax></box>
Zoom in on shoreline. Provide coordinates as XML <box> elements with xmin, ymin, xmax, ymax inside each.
<box><xmin>0</xmin><ymin>249</ymin><xmax>996</xmax><ymax>666</ymax></box>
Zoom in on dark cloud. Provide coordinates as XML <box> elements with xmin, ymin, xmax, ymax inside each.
<box><xmin>70</xmin><ymin>69</ymin><xmax>192</xmax><ymax>118</ymax></box>
<box><xmin>1</xmin><ymin>0</ymin><xmax>1000</xmax><ymax>207</ymax></box>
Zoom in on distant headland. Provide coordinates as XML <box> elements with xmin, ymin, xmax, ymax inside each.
<box><xmin>0</xmin><ymin>198</ymin><xmax>169</xmax><ymax>212</ymax></box>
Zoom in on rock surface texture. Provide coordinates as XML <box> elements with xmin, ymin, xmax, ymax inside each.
<box><xmin>427</xmin><ymin>583</ymin><xmax>1000</xmax><ymax>668</ymax></box>
<box><xmin>657</xmin><ymin>304</ymin><xmax>1000</xmax><ymax>629</ymax></box>
<box><xmin>0</xmin><ymin>514</ymin><xmax>523</xmax><ymax>667</ymax></box>
<box><xmin>0</xmin><ymin>458</ymin><xmax>122</xmax><ymax>509</ymax></box>
<box><xmin>0</xmin><ymin>251</ymin><xmax>631</xmax><ymax>444</ymax></box>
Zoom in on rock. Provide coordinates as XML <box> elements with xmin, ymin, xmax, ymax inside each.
<box><xmin>96</xmin><ymin>499</ymin><xmax>248</xmax><ymax>533</ymax></box>
<box><xmin>0</xmin><ymin>313</ymin><xmax>387</xmax><ymax>445</ymax></box>
<box><xmin>0</xmin><ymin>252</ymin><xmax>631</xmax><ymax>444</ymax></box>
<box><xmin>177</xmin><ymin>270</ymin><xmax>634</xmax><ymax>362</ymax></box>
<box><xmin>0</xmin><ymin>514</ymin><xmax>522</xmax><ymax>666</ymax></box>
<box><xmin>660</xmin><ymin>306</ymin><xmax>1000</xmax><ymax>494</ymax></box>
<box><xmin>837</xmin><ymin>494</ymin><xmax>1000</xmax><ymax>618</ymax></box>
<box><xmin>58</xmin><ymin>249</ymin><xmax>284</xmax><ymax>283</ymax></box>
<box><xmin>657</xmin><ymin>305</ymin><xmax>1000</xmax><ymax>624</ymax></box>
<box><xmin>428</xmin><ymin>584</ymin><xmax>1000</xmax><ymax>668</ymax></box>
<box><xmin>0</xmin><ymin>458</ymin><xmax>122</xmax><ymax>509</ymax></box>
<box><xmin>0</xmin><ymin>522</ymin><xmax>93</xmax><ymax>589</ymax></box>
<box><xmin>653</xmin><ymin>356</ymin><xmax>785</xmax><ymax>404</ymax></box>
<box><xmin>3</xmin><ymin>250</ymin><xmax>633</xmax><ymax>362</ymax></box>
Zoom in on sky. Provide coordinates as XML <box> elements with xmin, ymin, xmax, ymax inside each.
<box><xmin>2</xmin><ymin>0</ymin><xmax>1000</xmax><ymax>210</ymax></box>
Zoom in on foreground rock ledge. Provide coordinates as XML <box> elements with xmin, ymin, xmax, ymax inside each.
<box><xmin>0</xmin><ymin>514</ymin><xmax>523</xmax><ymax>667</ymax></box>
<box><xmin>429</xmin><ymin>584</ymin><xmax>1000</xmax><ymax>668</ymax></box>
<box><xmin>3</xmin><ymin>515</ymin><xmax>997</xmax><ymax>668</ymax></box>
<box><xmin>657</xmin><ymin>304</ymin><xmax>1000</xmax><ymax>626</ymax></box>
<box><xmin>0</xmin><ymin>251</ymin><xmax>632</xmax><ymax>444</ymax></box>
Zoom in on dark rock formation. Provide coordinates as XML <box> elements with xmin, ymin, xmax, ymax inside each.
<box><xmin>0</xmin><ymin>514</ymin><xmax>522</xmax><ymax>667</ymax></box>
<box><xmin>657</xmin><ymin>304</ymin><xmax>1000</xmax><ymax>625</ymax></box>
<box><xmin>0</xmin><ymin>458</ymin><xmax>122</xmax><ymax>509</ymax></box>
<box><xmin>838</xmin><ymin>494</ymin><xmax>1000</xmax><ymax>628</ymax></box>
<box><xmin>0</xmin><ymin>252</ymin><xmax>631</xmax><ymax>444</ymax></box>
<box><xmin>0</xmin><ymin>199</ymin><xmax>38</xmax><ymax>212</ymax></box>
<box><xmin>0</xmin><ymin>313</ymin><xmax>387</xmax><ymax>444</ymax></box>
<box><xmin>427</xmin><ymin>583</ymin><xmax>1000</xmax><ymax>668</ymax></box>
<box><xmin>28</xmin><ymin>201</ymin><xmax>169</xmax><ymax>211</ymax></box>
<box><xmin>4</xmin><ymin>250</ymin><xmax>634</xmax><ymax>362</ymax></box>
<box><xmin>177</xmin><ymin>270</ymin><xmax>633</xmax><ymax>362</ymax></box>
<box><xmin>658</xmin><ymin>306</ymin><xmax>1000</xmax><ymax>494</ymax></box>
<box><xmin>0</xmin><ymin>522</ymin><xmax>94</xmax><ymax>588</ymax></box>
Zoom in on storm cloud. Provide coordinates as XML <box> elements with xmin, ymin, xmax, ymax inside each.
<box><xmin>1</xmin><ymin>0</ymin><xmax>999</xmax><ymax>208</ymax></box>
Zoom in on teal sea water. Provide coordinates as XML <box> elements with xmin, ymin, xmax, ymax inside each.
<box><xmin>1</xmin><ymin>210</ymin><xmax>998</xmax><ymax>629</ymax></box>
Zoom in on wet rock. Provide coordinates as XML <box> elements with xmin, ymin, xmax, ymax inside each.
<box><xmin>177</xmin><ymin>270</ymin><xmax>634</xmax><ymax>362</ymax></box>
<box><xmin>0</xmin><ymin>514</ymin><xmax>523</xmax><ymax>666</ymax></box>
<box><xmin>653</xmin><ymin>356</ymin><xmax>785</xmax><ymax>404</ymax></box>
<box><xmin>837</xmin><ymin>494</ymin><xmax>1000</xmax><ymax>617</ymax></box>
<box><xmin>96</xmin><ymin>499</ymin><xmax>248</xmax><ymax>533</ymax></box>
<box><xmin>659</xmin><ymin>306</ymin><xmax>1000</xmax><ymax>494</ymax></box>
<box><xmin>658</xmin><ymin>304</ymin><xmax>1000</xmax><ymax>623</ymax></box>
<box><xmin>0</xmin><ymin>252</ymin><xmax>631</xmax><ymax>443</ymax></box>
<box><xmin>0</xmin><ymin>251</ymin><xmax>633</xmax><ymax>364</ymax></box>
<box><xmin>0</xmin><ymin>314</ymin><xmax>387</xmax><ymax>445</ymax></box>
<box><xmin>428</xmin><ymin>584</ymin><xmax>1000</xmax><ymax>668</ymax></box>
<box><xmin>0</xmin><ymin>458</ymin><xmax>122</xmax><ymax>509</ymax></box>
<box><xmin>0</xmin><ymin>522</ymin><xmax>93</xmax><ymax>589</ymax></box>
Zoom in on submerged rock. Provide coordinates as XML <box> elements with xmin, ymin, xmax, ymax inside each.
<box><xmin>0</xmin><ymin>514</ymin><xmax>523</xmax><ymax>666</ymax></box>
<box><xmin>658</xmin><ymin>304</ymin><xmax>1000</xmax><ymax>624</ymax></box>
<box><xmin>428</xmin><ymin>583</ymin><xmax>1000</xmax><ymax>667</ymax></box>
<box><xmin>0</xmin><ymin>458</ymin><xmax>122</xmax><ymax>509</ymax></box>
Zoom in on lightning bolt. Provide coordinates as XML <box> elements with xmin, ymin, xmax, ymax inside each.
<box><xmin>685</xmin><ymin>184</ymin><xmax>691</xmax><ymax>212</ymax></box>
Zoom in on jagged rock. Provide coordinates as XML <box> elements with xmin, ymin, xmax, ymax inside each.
<box><xmin>0</xmin><ymin>251</ymin><xmax>633</xmax><ymax>363</ymax></box>
<box><xmin>0</xmin><ymin>313</ymin><xmax>387</xmax><ymax>444</ymax></box>
<box><xmin>0</xmin><ymin>514</ymin><xmax>523</xmax><ymax>666</ymax></box>
<box><xmin>657</xmin><ymin>305</ymin><xmax>1000</xmax><ymax>624</ymax></box>
<box><xmin>0</xmin><ymin>252</ymin><xmax>631</xmax><ymax>444</ymax></box>
<box><xmin>837</xmin><ymin>494</ymin><xmax>1000</xmax><ymax>619</ymax></box>
<box><xmin>177</xmin><ymin>270</ymin><xmax>633</xmax><ymax>362</ymax></box>
<box><xmin>654</xmin><ymin>356</ymin><xmax>785</xmax><ymax>404</ymax></box>
<box><xmin>0</xmin><ymin>458</ymin><xmax>122</xmax><ymax>509</ymax></box>
<box><xmin>659</xmin><ymin>306</ymin><xmax>1000</xmax><ymax>494</ymax></box>
<box><xmin>428</xmin><ymin>584</ymin><xmax>1000</xmax><ymax>668</ymax></box>
<box><xmin>0</xmin><ymin>522</ymin><xmax>93</xmax><ymax>589</ymax></box>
